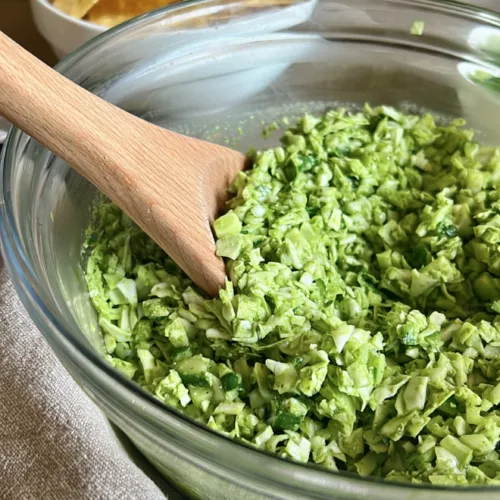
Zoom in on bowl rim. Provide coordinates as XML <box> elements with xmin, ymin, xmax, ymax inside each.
<box><xmin>34</xmin><ymin>0</ymin><xmax>107</xmax><ymax>33</ymax></box>
<box><xmin>5</xmin><ymin>0</ymin><xmax>500</xmax><ymax>494</ymax></box>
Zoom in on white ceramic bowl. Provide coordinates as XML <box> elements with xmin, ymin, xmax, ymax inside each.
<box><xmin>30</xmin><ymin>0</ymin><xmax>105</xmax><ymax>59</ymax></box>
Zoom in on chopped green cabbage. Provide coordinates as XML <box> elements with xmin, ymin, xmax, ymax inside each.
<box><xmin>85</xmin><ymin>105</ymin><xmax>500</xmax><ymax>485</ymax></box>
<box><xmin>411</xmin><ymin>21</ymin><xmax>425</xmax><ymax>36</ymax></box>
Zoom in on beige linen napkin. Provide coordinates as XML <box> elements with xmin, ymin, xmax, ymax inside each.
<box><xmin>0</xmin><ymin>261</ymin><xmax>181</xmax><ymax>500</ymax></box>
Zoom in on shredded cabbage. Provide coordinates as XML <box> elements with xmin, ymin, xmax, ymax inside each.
<box><xmin>85</xmin><ymin>105</ymin><xmax>500</xmax><ymax>485</ymax></box>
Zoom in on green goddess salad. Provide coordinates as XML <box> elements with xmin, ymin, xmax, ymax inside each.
<box><xmin>85</xmin><ymin>104</ymin><xmax>500</xmax><ymax>485</ymax></box>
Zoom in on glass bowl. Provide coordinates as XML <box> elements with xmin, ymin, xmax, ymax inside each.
<box><xmin>3</xmin><ymin>0</ymin><xmax>500</xmax><ymax>498</ymax></box>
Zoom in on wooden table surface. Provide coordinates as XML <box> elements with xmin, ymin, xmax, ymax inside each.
<box><xmin>1</xmin><ymin>0</ymin><xmax>57</xmax><ymax>65</ymax></box>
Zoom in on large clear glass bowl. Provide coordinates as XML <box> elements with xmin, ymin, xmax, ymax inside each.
<box><xmin>3</xmin><ymin>0</ymin><xmax>500</xmax><ymax>497</ymax></box>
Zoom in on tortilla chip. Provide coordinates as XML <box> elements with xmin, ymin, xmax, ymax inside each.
<box><xmin>85</xmin><ymin>0</ymin><xmax>298</xmax><ymax>28</ymax></box>
<box><xmin>52</xmin><ymin>0</ymin><xmax>100</xmax><ymax>19</ymax></box>
<box><xmin>85</xmin><ymin>0</ymin><xmax>179</xmax><ymax>27</ymax></box>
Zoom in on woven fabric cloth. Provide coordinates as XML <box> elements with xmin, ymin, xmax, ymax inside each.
<box><xmin>0</xmin><ymin>260</ymin><xmax>178</xmax><ymax>500</ymax></box>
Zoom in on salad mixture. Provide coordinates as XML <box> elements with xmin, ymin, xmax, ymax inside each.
<box><xmin>85</xmin><ymin>105</ymin><xmax>500</xmax><ymax>485</ymax></box>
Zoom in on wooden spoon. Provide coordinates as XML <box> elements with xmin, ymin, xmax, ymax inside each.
<box><xmin>0</xmin><ymin>32</ymin><xmax>247</xmax><ymax>296</ymax></box>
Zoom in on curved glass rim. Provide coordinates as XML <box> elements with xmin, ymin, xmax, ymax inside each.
<box><xmin>3</xmin><ymin>0</ymin><xmax>500</xmax><ymax>493</ymax></box>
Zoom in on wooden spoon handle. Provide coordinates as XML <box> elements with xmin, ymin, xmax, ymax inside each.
<box><xmin>0</xmin><ymin>32</ymin><xmax>159</xmax><ymax>194</ymax></box>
